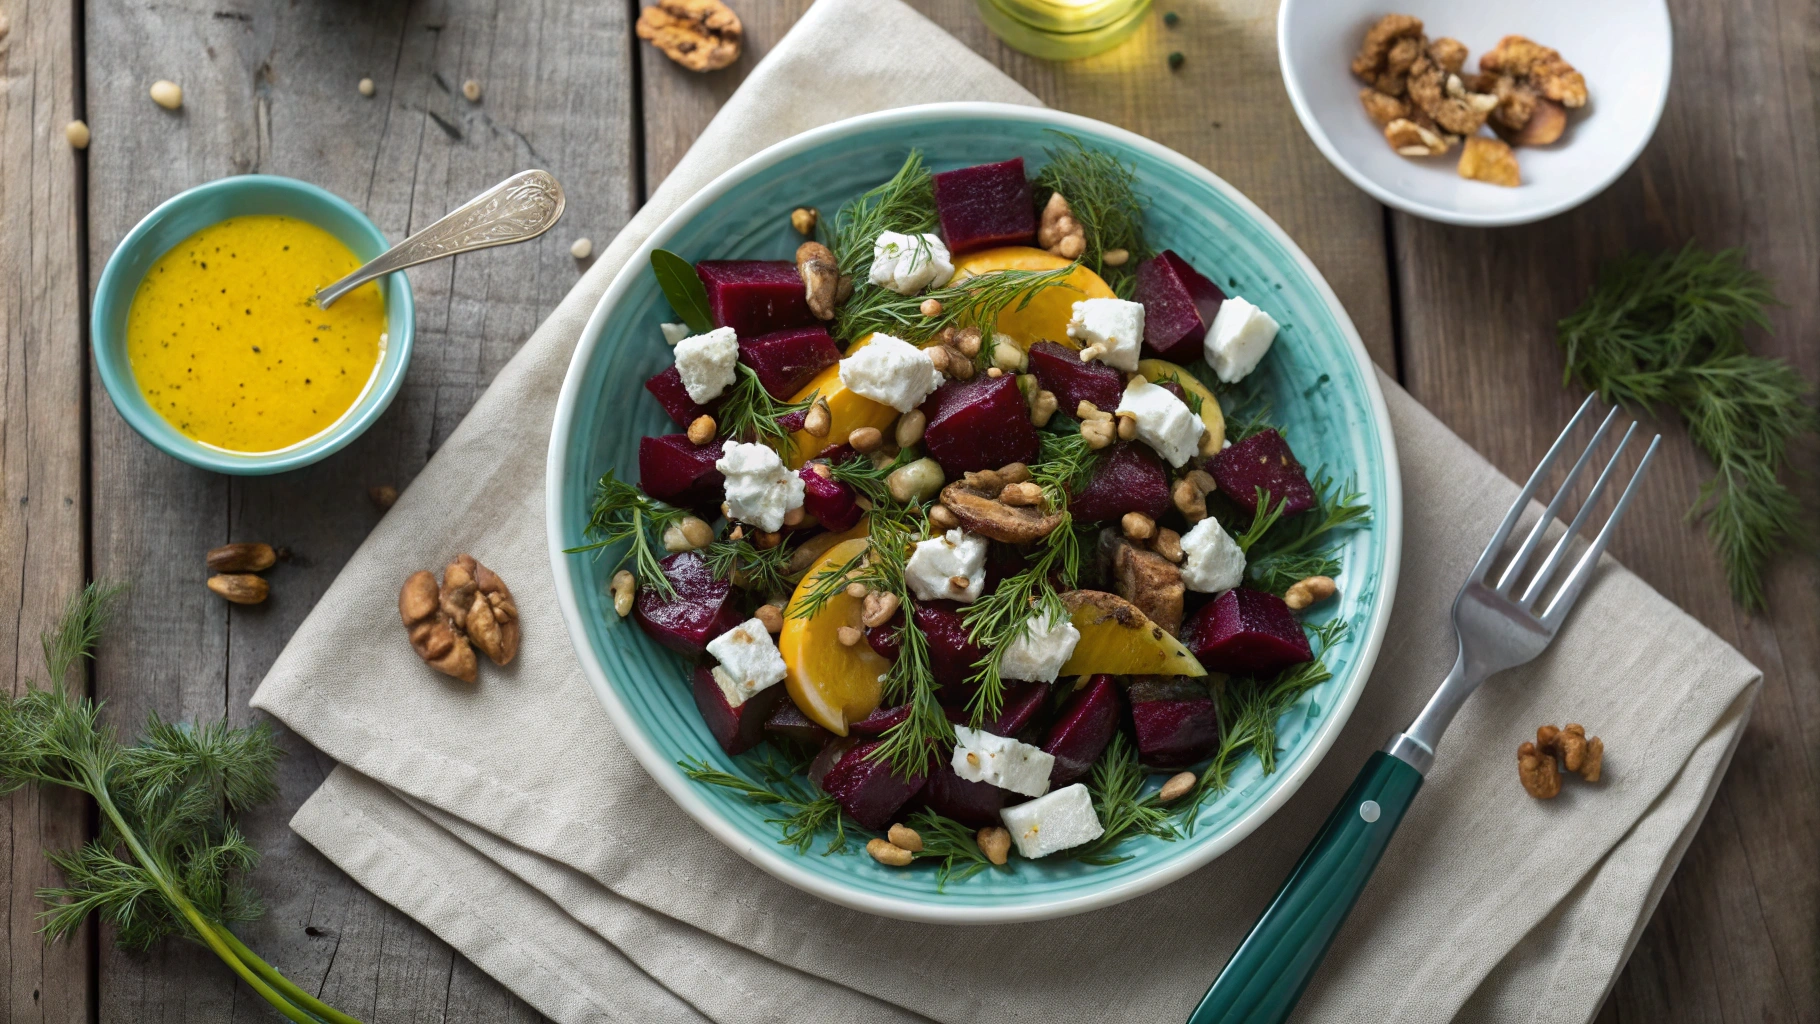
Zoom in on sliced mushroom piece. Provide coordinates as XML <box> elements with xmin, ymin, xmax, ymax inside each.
<box><xmin>1110</xmin><ymin>539</ymin><xmax>1185</xmax><ymax>637</ymax></box>
<box><xmin>939</xmin><ymin>481</ymin><xmax>1062</xmax><ymax>544</ymax></box>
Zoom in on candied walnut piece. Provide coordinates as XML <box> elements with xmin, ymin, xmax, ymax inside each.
<box><xmin>1373</xmin><ymin>35</ymin><xmax>1424</xmax><ymax>95</ymax></box>
<box><xmin>463</xmin><ymin>556</ymin><xmax>520</xmax><ymax>666</ymax></box>
<box><xmin>1458</xmin><ymin>136</ymin><xmax>1521</xmax><ymax>187</ymax></box>
<box><xmin>1351</xmin><ymin>14</ymin><xmax>1425</xmax><ymax>85</ymax></box>
<box><xmin>1385</xmin><ymin>117</ymin><xmax>1448</xmax><ymax>157</ymax></box>
<box><xmin>1427</xmin><ymin>36</ymin><xmax>1468</xmax><ymax>74</ymax></box>
<box><xmin>635</xmin><ymin>0</ymin><xmax>742</xmax><ymax>72</ymax></box>
<box><xmin>1360</xmin><ymin>88</ymin><xmax>1410</xmax><ymax>127</ymax></box>
<box><xmin>1517</xmin><ymin>740</ymin><xmax>1561</xmax><ymax>798</ymax></box>
<box><xmin>1480</xmin><ymin>35</ymin><xmax>1587</xmax><ymax>108</ymax></box>
<box><xmin>401</xmin><ymin>570</ymin><xmax>478</xmax><ymax>683</ymax></box>
<box><xmin>1559</xmin><ymin>723</ymin><xmax>1604</xmax><ymax>781</ymax></box>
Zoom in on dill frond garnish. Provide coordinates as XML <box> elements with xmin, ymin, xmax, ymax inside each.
<box><xmin>857</xmin><ymin>510</ymin><xmax>952</xmax><ymax>775</ymax></box>
<box><xmin>680</xmin><ymin>756</ymin><xmax>852</xmax><ymax>855</ymax></box>
<box><xmin>828</xmin><ymin>448</ymin><xmax>917</xmax><ymax>506</ymax></box>
<box><xmin>1232</xmin><ymin>490</ymin><xmax>1290</xmax><ymax>552</ymax></box>
<box><xmin>958</xmin><ymin>516</ymin><xmax>1086</xmax><ymax>725</ymax></box>
<box><xmin>1029</xmin><ymin>429</ymin><xmax>1101</xmax><ymax>504</ymax></box>
<box><xmin>717</xmin><ymin>364</ymin><xmax>813</xmax><ymax>454</ymax></box>
<box><xmin>1247</xmin><ymin>551</ymin><xmax>1343</xmax><ymax>596</ymax></box>
<box><xmin>1033</xmin><ymin>133</ymin><xmax>1153</xmax><ymax>296</ymax></box>
<box><xmin>1243</xmin><ymin>470</ymin><xmax>1369</xmax><ymax>566</ymax></box>
<box><xmin>823</xmin><ymin>150</ymin><xmax>938</xmax><ymax>278</ymax></box>
<box><xmin>908</xmin><ymin>808</ymin><xmax>1009</xmax><ymax>889</ymax></box>
<box><xmin>836</xmin><ymin>263</ymin><xmax>1082</xmax><ymax>345</ymax></box>
<box><xmin>704</xmin><ymin>536</ymin><xmax>793</xmax><ymax>595</ymax></box>
<box><xmin>1064</xmin><ymin>732</ymin><xmax>1181</xmax><ymax>864</ymax></box>
<box><xmin>1557</xmin><ymin>243</ymin><xmax>1817</xmax><ymax>610</ymax></box>
<box><xmin>567</xmin><ymin>472</ymin><xmax>689</xmax><ymax>599</ymax></box>
<box><xmin>1152</xmin><ymin>371</ymin><xmax>1205</xmax><ymax>415</ymax></box>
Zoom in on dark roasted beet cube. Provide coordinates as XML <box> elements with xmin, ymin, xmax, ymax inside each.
<box><xmin>914</xmin><ymin>602</ymin><xmax>988</xmax><ymax>703</ymax></box>
<box><xmin>818</xmin><ymin>738</ymin><xmax>927</xmax><ymax>831</ymax></box>
<box><xmin>696</xmin><ymin>260</ymin><xmax>814</xmax><ymax>337</ymax></box>
<box><xmin>637</xmin><ymin>434</ymin><xmax>725</xmax><ymax>518</ymax></box>
<box><xmin>799</xmin><ymin>465</ymin><xmax>862</xmax><ymax>531</ymax></box>
<box><xmin>1027</xmin><ymin>340</ymin><xmax>1125</xmax><ymax>415</ymax></box>
<box><xmin>848</xmin><ymin>704</ymin><xmax>911</xmax><ymax>737</ymax></box>
<box><xmin>1068</xmin><ymin>442</ymin><xmax>1173</xmax><ymax>525</ymax></box>
<box><xmin>864</xmin><ymin>610</ymin><xmax>904</xmax><ymax>663</ymax></box>
<box><xmin>632</xmin><ymin>552</ymin><xmax>744</xmax><ymax>656</ymax></box>
<box><xmin>691</xmin><ymin>666</ymin><xmax>785</xmax><ymax>756</ymax></box>
<box><xmin>1208</xmin><ymin>429</ymin><xmax>1316</xmax><ymax>516</ymax></box>
<box><xmin>953</xmin><ymin>680</ymin><xmax>1050</xmax><ymax>739</ymax></box>
<box><xmin>764</xmin><ymin>700</ymin><xmax>833</xmax><ymax>746</ymax></box>
<box><xmin>920</xmin><ymin>373</ymin><xmax>1040</xmax><ymax>477</ymax></box>
<box><xmin>1135</xmin><ymin>250</ymin><xmax>1227</xmax><ymax>364</ymax></box>
<box><xmin>1182</xmin><ymin>588</ymin><xmax>1314</xmax><ymax>674</ymax></box>
<box><xmin>739</xmin><ymin>326</ymin><xmax>840</xmax><ymax>400</ymax></box>
<box><xmin>1128</xmin><ymin>679</ymin><xmax>1221</xmax><ymax>771</ymax></box>
<box><xmin>1044</xmin><ymin>676</ymin><xmax>1123</xmax><ymax>786</ymax></box>
<box><xmin>644</xmin><ymin>366</ymin><xmax>719</xmax><ymax>429</ymax></box>
<box><xmin>920</xmin><ymin>762</ymin><xmax>1007</xmax><ymax>827</ymax></box>
<box><xmin>933</xmin><ymin>158</ymin><xmax>1036</xmax><ymax>254</ymax></box>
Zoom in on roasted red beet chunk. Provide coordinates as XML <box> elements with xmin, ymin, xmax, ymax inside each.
<box><xmin>799</xmin><ymin>464</ymin><xmax>862</xmax><ymax>531</ymax></box>
<box><xmin>1208</xmin><ymin>429</ymin><xmax>1317</xmax><ymax>516</ymax></box>
<box><xmin>947</xmin><ymin>680</ymin><xmax>1050</xmax><ymax>738</ymax></box>
<box><xmin>933</xmin><ymin>158</ymin><xmax>1036</xmax><ymax>254</ymax></box>
<box><xmin>695</xmin><ymin>260</ymin><xmax>814</xmax><ymax>337</ymax></box>
<box><xmin>643</xmin><ymin>366</ymin><xmax>719</xmax><ymax>428</ymax></box>
<box><xmin>1135</xmin><ymin>250</ymin><xmax>1227</xmax><ymax>364</ymax></box>
<box><xmin>918</xmin><ymin>762</ymin><xmax>1006</xmax><ymax>827</ymax></box>
<box><xmin>632</xmin><ymin>552</ymin><xmax>744</xmax><ymax>656</ymax></box>
<box><xmin>764</xmin><ymin>701</ymin><xmax>832</xmax><ymax>746</ymax></box>
<box><xmin>1068</xmin><ymin>442</ymin><xmax>1172</xmax><ymax>525</ymax></box>
<box><xmin>847</xmin><ymin>704</ymin><xmax>912</xmax><ymax>737</ymax></box>
<box><xmin>1182</xmin><ymin>588</ymin><xmax>1313</xmax><ymax>675</ymax></box>
<box><xmin>920</xmin><ymin>373</ymin><xmax>1040</xmax><ymax>476</ymax></box>
<box><xmin>1027</xmin><ymin>340</ymin><xmax>1124</xmax><ymax>414</ymax></box>
<box><xmin>637</xmin><ymin>434</ymin><xmax>725</xmax><ymax>517</ymax></box>
<box><xmin>739</xmin><ymin>326</ymin><xmax>840</xmax><ymax>399</ymax></box>
<box><xmin>691</xmin><ymin>666</ymin><xmax>785</xmax><ymax>756</ymax></box>
<box><xmin>1044</xmin><ymin>676</ymin><xmax>1123</xmax><ymax>785</ymax></box>
<box><xmin>914</xmin><ymin>602</ymin><xmax>988</xmax><ymax>700</ymax></box>
<box><xmin>1127</xmin><ymin>676</ymin><xmax>1221</xmax><ymax>771</ymax></box>
<box><xmin>817</xmin><ymin>738</ymin><xmax>927</xmax><ymax>831</ymax></box>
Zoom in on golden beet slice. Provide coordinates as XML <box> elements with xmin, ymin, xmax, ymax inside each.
<box><xmin>782</xmin><ymin>333</ymin><xmax>898</xmax><ymax>468</ymax></box>
<box><xmin>949</xmin><ymin>247</ymin><xmax>1115</xmax><ymax>352</ymax></box>
<box><xmin>1057</xmin><ymin>590</ymin><xmax>1207</xmax><ymax>678</ymax></box>
<box><xmin>780</xmin><ymin>538</ymin><xmax>887</xmax><ymax>734</ymax></box>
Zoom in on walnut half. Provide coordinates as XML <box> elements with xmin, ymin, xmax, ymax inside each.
<box><xmin>635</xmin><ymin>0</ymin><xmax>742</xmax><ymax>73</ymax></box>
<box><xmin>401</xmin><ymin>555</ymin><xmax>520</xmax><ymax>682</ymax></box>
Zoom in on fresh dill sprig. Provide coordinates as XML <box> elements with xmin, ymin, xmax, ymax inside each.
<box><xmin>1244</xmin><ymin>470</ymin><xmax>1369</xmax><ymax>564</ymax></box>
<box><xmin>1152</xmin><ymin>371</ymin><xmax>1205</xmax><ymax>415</ymax></box>
<box><xmin>1033</xmin><ymin>133</ymin><xmax>1153</xmax><ymax>297</ymax></box>
<box><xmin>1557</xmin><ymin>243</ymin><xmax>1817</xmax><ymax>610</ymax></box>
<box><xmin>679</xmin><ymin>757</ymin><xmax>853</xmax><ymax>856</ymax></box>
<box><xmin>959</xmin><ymin>517</ymin><xmax>1086</xmax><ymax>725</ymax></box>
<box><xmin>857</xmin><ymin>511</ymin><xmax>953</xmax><ymax>775</ymax></box>
<box><xmin>704</xmin><ymin>536</ymin><xmax>793</xmax><ymax>595</ymax></box>
<box><xmin>824</xmin><ymin>149</ymin><xmax>939</xmax><ymax>277</ymax></box>
<box><xmin>566</xmin><ymin>472</ymin><xmax>689</xmax><ymax>599</ymax></box>
<box><xmin>1029</xmin><ymin>429</ymin><xmax>1102</xmax><ymax>505</ymax></box>
<box><xmin>1223</xmin><ymin>401</ymin><xmax>1275</xmax><ymax>444</ymax></box>
<box><xmin>1232</xmin><ymin>490</ymin><xmax>1290</xmax><ymax>552</ymax></box>
<box><xmin>828</xmin><ymin>448</ymin><xmax>917</xmax><ymax>507</ymax></box>
<box><xmin>2</xmin><ymin>584</ymin><xmax>365</xmax><ymax>1024</ymax></box>
<box><xmin>907</xmin><ymin>808</ymin><xmax>1007</xmax><ymax>889</ymax></box>
<box><xmin>717</xmin><ymin>364</ymin><xmax>813</xmax><ymax>454</ymax></box>
<box><xmin>1247</xmin><ymin>551</ymin><xmax>1343</xmax><ymax>595</ymax></box>
<box><xmin>1064</xmin><ymin>732</ymin><xmax>1180</xmax><ymax>864</ymax></box>
<box><xmin>836</xmin><ymin>264</ymin><xmax>1082</xmax><ymax>345</ymax></box>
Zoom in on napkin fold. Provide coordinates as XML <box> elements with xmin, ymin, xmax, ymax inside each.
<box><xmin>251</xmin><ymin>2</ymin><xmax>1761</xmax><ymax>1021</ymax></box>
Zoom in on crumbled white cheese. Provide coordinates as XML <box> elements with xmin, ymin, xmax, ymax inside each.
<box><xmin>905</xmin><ymin>528</ymin><xmax>988</xmax><ymax>603</ymax></box>
<box><xmin>1180</xmin><ymin>517</ymin><xmax>1247</xmax><ymax>593</ymax></box>
<box><xmin>1000</xmin><ymin>607</ymin><xmax>1080</xmax><ymax>683</ymax></box>
<box><xmin>952</xmin><ymin>725</ymin><xmax>1054</xmax><ymax>798</ymax></box>
<box><xmin>673</xmin><ymin>326</ymin><xmax>740</xmax><ymax>403</ymax></box>
<box><xmin>660</xmin><ymin>322</ymin><xmax>692</xmax><ymax>346</ymax></box>
<box><xmin>705</xmin><ymin>618</ymin><xmax>787</xmax><ymax>707</ymax></box>
<box><xmin>867</xmin><ymin>231</ymin><xmax>955</xmax><ymax>295</ymax></box>
<box><xmin>837</xmin><ymin>333</ymin><xmax>942</xmax><ymax>413</ymax></box>
<box><xmin>999</xmin><ymin>783</ymin><xmax>1104</xmax><ymax>859</ymax></box>
<box><xmin>1115</xmin><ymin>377</ymin><xmax>1204</xmax><ymax>468</ymax></box>
<box><xmin>714</xmin><ymin>441</ymin><xmax>805</xmax><ymax>532</ymax></box>
<box><xmin>1065</xmin><ymin>297</ymin><xmax>1145</xmax><ymax>372</ymax></box>
<box><xmin>1204</xmin><ymin>296</ymin><xmax>1280</xmax><ymax>383</ymax></box>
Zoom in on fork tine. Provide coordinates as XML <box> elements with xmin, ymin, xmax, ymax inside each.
<box><xmin>1539</xmin><ymin>434</ymin><xmax>1662</xmax><ymax>629</ymax></box>
<box><xmin>1495</xmin><ymin>406</ymin><xmax>1622</xmax><ymax>594</ymax></box>
<box><xmin>1469</xmin><ymin>394</ymin><xmax>1599</xmax><ymax>583</ymax></box>
<box><xmin>1519</xmin><ymin>422</ymin><xmax>1638</xmax><ymax>607</ymax></box>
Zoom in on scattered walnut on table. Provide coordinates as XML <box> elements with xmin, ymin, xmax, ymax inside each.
<box><xmin>1521</xmin><ymin>723</ymin><xmax>1606</xmax><ymax>796</ymax></box>
<box><xmin>400</xmin><ymin>555</ymin><xmax>519</xmax><ymax>682</ymax></box>
<box><xmin>1517</xmin><ymin>740</ymin><xmax>1562</xmax><ymax>798</ymax></box>
<box><xmin>635</xmin><ymin>0</ymin><xmax>743</xmax><ymax>73</ymax></box>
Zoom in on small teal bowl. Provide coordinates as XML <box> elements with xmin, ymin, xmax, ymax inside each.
<box><xmin>91</xmin><ymin>175</ymin><xmax>414</xmax><ymax>475</ymax></box>
<box><xmin>548</xmin><ymin>104</ymin><xmax>1403</xmax><ymax>923</ymax></box>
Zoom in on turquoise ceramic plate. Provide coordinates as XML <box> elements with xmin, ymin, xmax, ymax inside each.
<box><xmin>547</xmin><ymin>104</ymin><xmax>1402</xmax><ymax>924</ymax></box>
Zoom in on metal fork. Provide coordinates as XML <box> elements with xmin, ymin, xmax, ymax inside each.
<box><xmin>1188</xmin><ymin>395</ymin><xmax>1661</xmax><ymax>1024</ymax></box>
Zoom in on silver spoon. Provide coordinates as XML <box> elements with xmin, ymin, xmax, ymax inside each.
<box><xmin>314</xmin><ymin>169</ymin><xmax>566</xmax><ymax>308</ymax></box>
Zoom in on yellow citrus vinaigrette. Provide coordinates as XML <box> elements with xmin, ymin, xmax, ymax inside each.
<box><xmin>126</xmin><ymin>214</ymin><xmax>385</xmax><ymax>453</ymax></box>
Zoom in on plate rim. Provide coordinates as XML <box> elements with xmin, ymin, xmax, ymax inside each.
<box><xmin>545</xmin><ymin>101</ymin><xmax>1404</xmax><ymax>924</ymax></box>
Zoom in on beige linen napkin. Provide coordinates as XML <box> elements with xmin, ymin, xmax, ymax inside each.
<box><xmin>251</xmin><ymin>2</ymin><xmax>1762</xmax><ymax>1021</ymax></box>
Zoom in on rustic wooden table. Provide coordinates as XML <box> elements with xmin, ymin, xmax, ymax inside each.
<box><xmin>1</xmin><ymin>0</ymin><xmax>1813</xmax><ymax>1020</ymax></box>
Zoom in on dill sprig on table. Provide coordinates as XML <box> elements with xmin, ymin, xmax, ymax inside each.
<box><xmin>680</xmin><ymin>755</ymin><xmax>852</xmax><ymax>856</ymax></box>
<box><xmin>835</xmin><ymin>263</ymin><xmax>1082</xmax><ymax>344</ymax></box>
<box><xmin>566</xmin><ymin>472</ymin><xmax>688</xmax><ymax>600</ymax></box>
<box><xmin>1557</xmin><ymin>243</ymin><xmax>1817</xmax><ymax>610</ymax></box>
<box><xmin>1033</xmin><ymin>133</ymin><xmax>1153</xmax><ymax>297</ymax></box>
<box><xmin>716</xmin><ymin>364</ymin><xmax>813</xmax><ymax>455</ymax></box>
<box><xmin>823</xmin><ymin>149</ymin><xmax>939</xmax><ymax>277</ymax></box>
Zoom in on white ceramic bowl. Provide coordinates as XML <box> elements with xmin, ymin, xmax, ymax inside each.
<box><xmin>1278</xmin><ymin>0</ymin><xmax>1672</xmax><ymax>226</ymax></box>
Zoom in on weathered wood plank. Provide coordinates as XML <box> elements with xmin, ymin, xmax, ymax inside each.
<box><xmin>1391</xmin><ymin>0</ymin><xmax>1820</xmax><ymax>1016</ymax></box>
<box><xmin>0</xmin><ymin>0</ymin><xmax>94</xmax><ymax>1017</ymax></box>
<box><xmin>81</xmin><ymin>0</ymin><xmax>635</xmax><ymax>1017</ymax></box>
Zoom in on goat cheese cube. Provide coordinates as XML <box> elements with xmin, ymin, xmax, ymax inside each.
<box><xmin>1000</xmin><ymin>783</ymin><xmax>1104</xmax><ymax>858</ymax></box>
<box><xmin>714</xmin><ymin>441</ymin><xmax>804</xmax><ymax>532</ymax></box>
<box><xmin>905</xmin><ymin>528</ymin><xmax>988</xmax><ymax>603</ymax></box>
<box><xmin>867</xmin><ymin>231</ymin><xmax>954</xmax><ymax>295</ymax></box>
<box><xmin>1180</xmin><ymin>517</ymin><xmax>1247</xmax><ymax>593</ymax></box>
<box><xmin>705</xmin><ymin>618</ymin><xmax>787</xmax><ymax>707</ymax></box>
<box><xmin>952</xmin><ymin>725</ymin><xmax>1054</xmax><ymax>798</ymax></box>
<box><xmin>1000</xmin><ymin>608</ymin><xmax>1080</xmax><ymax>683</ymax></box>
<box><xmin>673</xmin><ymin>326</ymin><xmax>740</xmax><ymax>403</ymax></box>
<box><xmin>660</xmin><ymin>322</ymin><xmax>692</xmax><ymax>346</ymax></box>
<box><xmin>1115</xmin><ymin>377</ymin><xmax>1204</xmax><ymax>467</ymax></box>
<box><xmin>1204</xmin><ymin>296</ymin><xmax>1279</xmax><ymax>383</ymax></box>
<box><xmin>838</xmin><ymin>333</ymin><xmax>942</xmax><ymax>413</ymax></box>
<box><xmin>1066</xmin><ymin>298</ymin><xmax>1145</xmax><ymax>372</ymax></box>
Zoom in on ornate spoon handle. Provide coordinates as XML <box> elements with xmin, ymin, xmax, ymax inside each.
<box><xmin>314</xmin><ymin>169</ymin><xmax>565</xmax><ymax>307</ymax></box>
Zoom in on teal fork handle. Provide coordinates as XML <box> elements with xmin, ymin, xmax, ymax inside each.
<box><xmin>1188</xmin><ymin>751</ymin><xmax>1424</xmax><ymax>1024</ymax></box>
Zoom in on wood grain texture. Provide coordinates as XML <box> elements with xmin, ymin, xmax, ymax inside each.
<box><xmin>1391</xmin><ymin>0</ymin><xmax>1820</xmax><ymax>1018</ymax></box>
<box><xmin>79</xmin><ymin>0</ymin><xmax>633</xmax><ymax>1018</ymax></box>
<box><xmin>0</xmin><ymin>0</ymin><xmax>93</xmax><ymax>1018</ymax></box>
